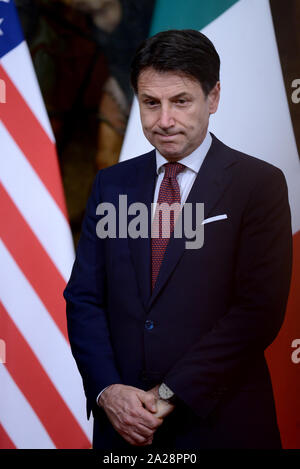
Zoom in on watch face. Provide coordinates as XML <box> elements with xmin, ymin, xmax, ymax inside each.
<box><xmin>159</xmin><ymin>383</ymin><xmax>174</xmax><ymax>400</ymax></box>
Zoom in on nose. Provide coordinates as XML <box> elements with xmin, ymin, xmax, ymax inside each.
<box><xmin>158</xmin><ymin>105</ymin><xmax>175</xmax><ymax>130</ymax></box>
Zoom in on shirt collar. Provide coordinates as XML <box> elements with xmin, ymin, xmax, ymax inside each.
<box><xmin>155</xmin><ymin>131</ymin><xmax>212</xmax><ymax>176</ymax></box>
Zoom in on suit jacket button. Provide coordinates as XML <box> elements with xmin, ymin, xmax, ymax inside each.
<box><xmin>211</xmin><ymin>387</ymin><xmax>228</xmax><ymax>399</ymax></box>
<box><xmin>145</xmin><ymin>319</ymin><xmax>154</xmax><ymax>330</ymax></box>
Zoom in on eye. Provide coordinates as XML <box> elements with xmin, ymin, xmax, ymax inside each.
<box><xmin>144</xmin><ymin>99</ymin><xmax>159</xmax><ymax>108</ymax></box>
<box><xmin>175</xmin><ymin>97</ymin><xmax>190</xmax><ymax>106</ymax></box>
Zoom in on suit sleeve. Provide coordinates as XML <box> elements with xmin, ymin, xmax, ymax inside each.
<box><xmin>63</xmin><ymin>171</ymin><xmax>122</xmax><ymax>417</ymax></box>
<box><xmin>164</xmin><ymin>166</ymin><xmax>293</xmax><ymax>419</ymax></box>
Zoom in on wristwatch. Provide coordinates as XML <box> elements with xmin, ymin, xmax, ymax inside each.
<box><xmin>158</xmin><ymin>383</ymin><xmax>177</xmax><ymax>404</ymax></box>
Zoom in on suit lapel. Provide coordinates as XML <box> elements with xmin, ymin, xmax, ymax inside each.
<box><xmin>127</xmin><ymin>150</ymin><xmax>157</xmax><ymax>311</ymax></box>
<box><xmin>146</xmin><ymin>134</ymin><xmax>237</xmax><ymax>311</ymax></box>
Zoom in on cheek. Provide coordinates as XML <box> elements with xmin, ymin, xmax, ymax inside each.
<box><xmin>140</xmin><ymin>113</ymin><xmax>156</xmax><ymax>132</ymax></box>
<box><xmin>178</xmin><ymin>108</ymin><xmax>204</xmax><ymax>129</ymax></box>
<box><xmin>190</xmin><ymin>109</ymin><xmax>209</xmax><ymax>131</ymax></box>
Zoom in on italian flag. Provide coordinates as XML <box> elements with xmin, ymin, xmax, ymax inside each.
<box><xmin>120</xmin><ymin>0</ymin><xmax>300</xmax><ymax>449</ymax></box>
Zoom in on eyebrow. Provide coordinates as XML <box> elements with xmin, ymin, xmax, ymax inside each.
<box><xmin>140</xmin><ymin>92</ymin><xmax>192</xmax><ymax>100</ymax></box>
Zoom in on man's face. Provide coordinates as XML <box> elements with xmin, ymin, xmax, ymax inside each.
<box><xmin>137</xmin><ymin>68</ymin><xmax>220</xmax><ymax>160</ymax></box>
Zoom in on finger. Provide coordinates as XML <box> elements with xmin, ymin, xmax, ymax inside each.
<box><xmin>154</xmin><ymin>400</ymin><xmax>175</xmax><ymax>419</ymax></box>
<box><xmin>129</xmin><ymin>430</ymin><xmax>151</xmax><ymax>446</ymax></box>
<box><xmin>118</xmin><ymin>429</ymin><xmax>153</xmax><ymax>447</ymax></box>
<box><xmin>136</xmin><ymin>407</ymin><xmax>164</xmax><ymax>429</ymax></box>
<box><xmin>122</xmin><ymin>434</ymin><xmax>139</xmax><ymax>446</ymax></box>
<box><xmin>143</xmin><ymin>394</ymin><xmax>157</xmax><ymax>413</ymax></box>
<box><xmin>143</xmin><ymin>436</ymin><xmax>154</xmax><ymax>446</ymax></box>
<box><xmin>141</xmin><ymin>392</ymin><xmax>157</xmax><ymax>413</ymax></box>
<box><xmin>133</xmin><ymin>423</ymin><xmax>155</xmax><ymax>438</ymax></box>
<box><xmin>120</xmin><ymin>418</ymin><xmax>154</xmax><ymax>439</ymax></box>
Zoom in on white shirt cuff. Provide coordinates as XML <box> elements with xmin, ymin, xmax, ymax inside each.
<box><xmin>96</xmin><ymin>385</ymin><xmax>111</xmax><ymax>406</ymax></box>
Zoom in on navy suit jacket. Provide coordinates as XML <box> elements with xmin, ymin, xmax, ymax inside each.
<box><xmin>64</xmin><ymin>134</ymin><xmax>292</xmax><ymax>449</ymax></box>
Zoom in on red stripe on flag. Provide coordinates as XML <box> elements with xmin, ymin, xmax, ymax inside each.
<box><xmin>0</xmin><ymin>303</ymin><xmax>91</xmax><ymax>449</ymax></box>
<box><xmin>0</xmin><ymin>65</ymin><xmax>67</xmax><ymax>218</ymax></box>
<box><xmin>266</xmin><ymin>231</ymin><xmax>300</xmax><ymax>449</ymax></box>
<box><xmin>0</xmin><ymin>423</ymin><xmax>16</xmax><ymax>449</ymax></box>
<box><xmin>0</xmin><ymin>184</ymin><xmax>68</xmax><ymax>341</ymax></box>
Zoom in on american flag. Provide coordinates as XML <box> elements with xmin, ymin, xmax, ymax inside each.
<box><xmin>0</xmin><ymin>0</ymin><xmax>92</xmax><ymax>448</ymax></box>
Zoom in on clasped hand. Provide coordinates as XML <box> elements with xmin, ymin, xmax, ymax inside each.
<box><xmin>98</xmin><ymin>384</ymin><xmax>175</xmax><ymax>446</ymax></box>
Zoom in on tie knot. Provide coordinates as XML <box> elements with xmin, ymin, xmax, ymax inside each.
<box><xmin>164</xmin><ymin>162</ymin><xmax>185</xmax><ymax>179</ymax></box>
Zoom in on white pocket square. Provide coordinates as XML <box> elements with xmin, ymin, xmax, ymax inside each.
<box><xmin>202</xmin><ymin>214</ymin><xmax>228</xmax><ymax>225</ymax></box>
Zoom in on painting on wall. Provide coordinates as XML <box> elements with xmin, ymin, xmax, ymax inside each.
<box><xmin>16</xmin><ymin>0</ymin><xmax>155</xmax><ymax>245</ymax></box>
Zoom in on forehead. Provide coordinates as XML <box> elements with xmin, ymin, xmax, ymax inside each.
<box><xmin>137</xmin><ymin>68</ymin><xmax>203</xmax><ymax>97</ymax></box>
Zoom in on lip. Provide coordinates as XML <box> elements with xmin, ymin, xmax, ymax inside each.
<box><xmin>156</xmin><ymin>133</ymin><xmax>180</xmax><ymax>140</ymax></box>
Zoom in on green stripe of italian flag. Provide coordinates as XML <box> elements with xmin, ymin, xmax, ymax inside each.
<box><xmin>120</xmin><ymin>0</ymin><xmax>300</xmax><ymax>449</ymax></box>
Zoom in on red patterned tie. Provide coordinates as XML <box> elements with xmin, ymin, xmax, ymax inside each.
<box><xmin>151</xmin><ymin>162</ymin><xmax>185</xmax><ymax>290</ymax></box>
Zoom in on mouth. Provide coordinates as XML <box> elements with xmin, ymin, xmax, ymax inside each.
<box><xmin>156</xmin><ymin>132</ymin><xmax>180</xmax><ymax>140</ymax></box>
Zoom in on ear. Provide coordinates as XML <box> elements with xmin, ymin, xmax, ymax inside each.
<box><xmin>208</xmin><ymin>81</ymin><xmax>220</xmax><ymax>115</ymax></box>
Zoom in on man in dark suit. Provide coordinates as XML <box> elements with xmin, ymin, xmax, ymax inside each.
<box><xmin>64</xmin><ymin>30</ymin><xmax>292</xmax><ymax>449</ymax></box>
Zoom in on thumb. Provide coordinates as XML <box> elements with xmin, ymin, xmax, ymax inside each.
<box><xmin>140</xmin><ymin>391</ymin><xmax>157</xmax><ymax>413</ymax></box>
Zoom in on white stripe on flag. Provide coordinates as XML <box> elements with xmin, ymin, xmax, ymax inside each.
<box><xmin>0</xmin><ymin>240</ymin><xmax>91</xmax><ymax>439</ymax></box>
<box><xmin>1</xmin><ymin>42</ymin><xmax>55</xmax><ymax>142</ymax></box>
<box><xmin>0</xmin><ymin>365</ymin><xmax>55</xmax><ymax>449</ymax></box>
<box><xmin>0</xmin><ymin>121</ymin><xmax>74</xmax><ymax>282</ymax></box>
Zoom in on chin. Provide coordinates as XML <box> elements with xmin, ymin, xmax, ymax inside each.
<box><xmin>159</xmin><ymin>152</ymin><xmax>181</xmax><ymax>161</ymax></box>
<box><xmin>157</xmin><ymin>146</ymin><xmax>183</xmax><ymax>160</ymax></box>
